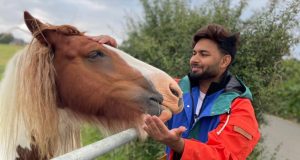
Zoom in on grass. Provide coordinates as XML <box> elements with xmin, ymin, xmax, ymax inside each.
<box><xmin>0</xmin><ymin>44</ymin><xmax>23</xmax><ymax>79</ymax></box>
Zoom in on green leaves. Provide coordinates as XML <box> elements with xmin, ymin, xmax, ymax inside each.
<box><xmin>264</xmin><ymin>59</ymin><xmax>300</xmax><ymax>122</ymax></box>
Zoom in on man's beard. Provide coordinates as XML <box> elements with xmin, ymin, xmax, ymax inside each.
<box><xmin>189</xmin><ymin>64</ymin><xmax>219</xmax><ymax>81</ymax></box>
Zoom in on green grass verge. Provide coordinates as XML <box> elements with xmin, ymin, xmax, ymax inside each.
<box><xmin>0</xmin><ymin>44</ymin><xmax>23</xmax><ymax>79</ymax></box>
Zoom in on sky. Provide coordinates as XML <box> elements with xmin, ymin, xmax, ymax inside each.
<box><xmin>0</xmin><ymin>0</ymin><xmax>299</xmax><ymax>58</ymax></box>
<box><xmin>0</xmin><ymin>0</ymin><xmax>143</xmax><ymax>44</ymax></box>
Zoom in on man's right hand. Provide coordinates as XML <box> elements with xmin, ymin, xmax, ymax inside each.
<box><xmin>143</xmin><ymin>114</ymin><xmax>186</xmax><ymax>153</ymax></box>
<box><xmin>87</xmin><ymin>35</ymin><xmax>117</xmax><ymax>48</ymax></box>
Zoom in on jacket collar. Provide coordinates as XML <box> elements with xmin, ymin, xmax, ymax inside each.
<box><xmin>188</xmin><ymin>71</ymin><xmax>231</xmax><ymax>96</ymax></box>
<box><xmin>179</xmin><ymin>70</ymin><xmax>251</xmax><ymax>99</ymax></box>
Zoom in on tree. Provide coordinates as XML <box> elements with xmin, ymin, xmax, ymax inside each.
<box><xmin>0</xmin><ymin>33</ymin><xmax>14</xmax><ymax>44</ymax></box>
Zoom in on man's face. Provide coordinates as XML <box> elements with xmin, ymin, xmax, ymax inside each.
<box><xmin>189</xmin><ymin>39</ymin><xmax>223</xmax><ymax>81</ymax></box>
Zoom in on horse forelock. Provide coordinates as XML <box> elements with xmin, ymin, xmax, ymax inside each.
<box><xmin>49</xmin><ymin>24</ymin><xmax>83</xmax><ymax>36</ymax></box>
<box><xmin>32</xmin><ymin>23</ymin><xmax>84</xmax><ymax>44</ymax></box>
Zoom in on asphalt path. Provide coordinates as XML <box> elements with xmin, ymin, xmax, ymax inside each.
<box><xmin>261</xmin><ymin>114</ymin><xmax>300</xmax><ymax>160</ymax></box>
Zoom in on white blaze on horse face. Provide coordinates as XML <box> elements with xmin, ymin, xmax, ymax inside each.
<box><xmin>103</xmin><ymin>45</ymin><xmax>183</xmax><ymax>117</ymax></box>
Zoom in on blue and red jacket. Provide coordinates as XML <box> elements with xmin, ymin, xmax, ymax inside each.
<box><xmin>166</xmin><ymin>72</ymin><xmax>260</xmax><ymax>160</ymax></box>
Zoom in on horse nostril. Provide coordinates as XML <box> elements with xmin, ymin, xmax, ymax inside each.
<box><xmin>178</xmin><ymin>97</ymin><xmax>183</xmax><ymax>108</ymax></box>
<box><xmin>170</xmin><ymin>86</ymin><xmax>180</xmax><ymax>98</ymax></box>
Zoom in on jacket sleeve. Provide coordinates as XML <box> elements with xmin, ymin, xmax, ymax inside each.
<box><xmin>169</xmin><ymin>98</ymin><xmax>260</xmax><ymax>160</ymax></box>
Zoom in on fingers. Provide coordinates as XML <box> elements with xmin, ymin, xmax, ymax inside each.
<box><xmin>143</xmin><ymin>115</ymin><xmax>186</xmax><ymax>150</ymax></box>
<box><xmin>158</xmin><ymin>109</ymin><xmax>172</xmax><ymax>122</ymax></box>
<box><xmin>173</xmin><ymin>126</ymin><xmax>186</xmax><ymax>136</ymax></box>
<box><xmin>87</xmin><ymin>35</ymin><xmax>117</xmax><ymax>47</ymax></box>
<box><xmin>143</xmin><ymin>115</ymin><xmax>169</xmax><ymax>141</ymax></box>
<box><xmin>152</xmin><ymin>115</ymin><xmax>169</xmax><ymax>133</ymax></box>
<box><xmin>144</xmin><ymin>115</ymin><xmax>161</xmax><ymax>135</ymax></box>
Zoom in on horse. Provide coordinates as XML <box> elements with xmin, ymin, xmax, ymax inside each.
<box><xmin>0</xmin><ymin>11</ymin><xmax>183</xmax><ymax>160</ymax></box>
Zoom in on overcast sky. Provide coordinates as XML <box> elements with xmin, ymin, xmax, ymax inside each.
<box><xmin>0</xmin><ymin>0</ymin><xmax>299</xmax><ymax>58</ymax></box>
<box><xmin>0</xmin><ymin>0</ymin><xmax>269</xmax><ymax>43</ymax></box>
<box><xmin>0</xmin><ymin>0</ymin><xmax>143</xmax><ymax>44</ymax></box>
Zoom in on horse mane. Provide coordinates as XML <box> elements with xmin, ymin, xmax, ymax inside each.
<box><xmin>0</xmin><ymin>39</ymin><xmax>81</xmax><ymax>159</ymax></box>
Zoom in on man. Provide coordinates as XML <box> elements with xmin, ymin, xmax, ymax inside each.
<box><xmin>91</xmin><ymin>24</ymin><xmax>260</xmax><ymax>160</ymax></box>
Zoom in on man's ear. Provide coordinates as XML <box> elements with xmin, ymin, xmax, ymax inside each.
<box><xmin>24</xmin><ymin>11</ymin><xmax>53</xmax><ymax>46</ymax></box>
<box><xmin>220</xmin><ymin>54</ymin><xmax>232</xmax><ymax>69</ymax></box>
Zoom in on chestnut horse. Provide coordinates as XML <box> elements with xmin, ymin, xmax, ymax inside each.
<box><xmin>0</xmin><ymin>11</ymin><xmax>183</xmax><ymax>159</ymax></box>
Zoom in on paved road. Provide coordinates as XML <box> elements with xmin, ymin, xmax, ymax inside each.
<box><xmin>261</xmin><ymin>114</ymin><xmax>300</xmax><ymax>160</ymax></box>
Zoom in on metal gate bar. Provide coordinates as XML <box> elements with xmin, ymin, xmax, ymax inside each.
<box><xmin>52</xmin><ymin>128</ymin><xmax>138</xmax><ymax>160</ymax></box>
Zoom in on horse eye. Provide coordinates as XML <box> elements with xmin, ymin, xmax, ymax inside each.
<box><xmin>88</xmin><ymin>51</ymin><xmax>105</xmax><ymax>59</ymax></box>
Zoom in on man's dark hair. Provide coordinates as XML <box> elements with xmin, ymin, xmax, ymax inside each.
<box><xmin>192</xmin><ymin>24</ymin><xmax>239</xmax><ymax>63</ymax></box>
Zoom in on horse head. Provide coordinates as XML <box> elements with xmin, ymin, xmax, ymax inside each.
<box><xmin>24</xmin><ymin>10</ymin><xmax>183</xmax><ymax>124</ymax></box>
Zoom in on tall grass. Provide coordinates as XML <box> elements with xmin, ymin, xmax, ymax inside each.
<box><xmin>0</xmin><ymin>44</ymin><xmax>23</xmax><ymax>79</ymax></box>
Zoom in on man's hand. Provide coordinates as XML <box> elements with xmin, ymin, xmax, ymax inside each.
<box><xmin>87</xmin><ymin>35</ymin><xmax>117</xmax><ymax>48</ymax></box>
<box><xmin>143</xmin><ymin>114</ymin><xmax>186</xmax><ymax>153</ymax></box>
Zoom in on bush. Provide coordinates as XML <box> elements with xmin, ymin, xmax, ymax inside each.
<box><xmin>264</xmin><ymin>59</ymin><xmax>300</xmax><ymax>122</ymax></box>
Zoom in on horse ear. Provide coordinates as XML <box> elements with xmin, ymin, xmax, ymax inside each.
<box><xmin>24</xmin><ymin>11</ymin><xmax>51</xmax><ymax>46</ymax></box>
<box><xmin>24</xmin><ymin>11</ymin><xmax>44</xmax><ymax>34</ymax></box>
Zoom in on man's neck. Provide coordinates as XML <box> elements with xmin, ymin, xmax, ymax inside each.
<box><xmin>199</xmin><ymin>80</ymin><xmax>211</xmax><ymax>93</ymax></box>
<box><xmin>198</xmin><ymin>72</ymin><xmax>225</xmax><ymax>94</ymax></box>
